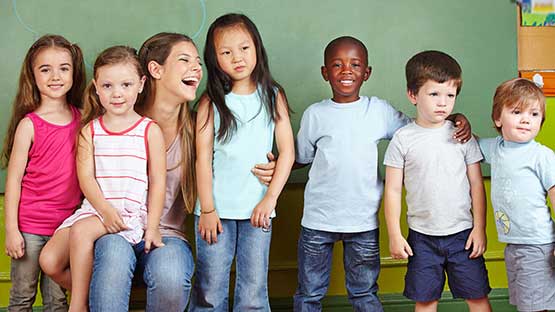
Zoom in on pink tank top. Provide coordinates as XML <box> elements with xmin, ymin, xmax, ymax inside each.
<box><xmin>18</xmin><ymin>106</ymin><xmax>82</xmax><ymax>235</ymax></box>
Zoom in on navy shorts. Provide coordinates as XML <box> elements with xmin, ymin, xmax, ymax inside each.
<box><xmin>404</xmin><ymin>228</ymin><xmax>491</xmax><ymax>302</ymax></box>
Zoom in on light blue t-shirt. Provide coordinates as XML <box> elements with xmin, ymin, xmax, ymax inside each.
<box><xmin>480</xmin><ymin>136</ymin><xmax>555</xmax><ymax>244</ymax></box>
<box><xmin>194</xmin><ymin>90</ymin><xmax>275</xmax><ymax>219</ymax></box>
<box><xmin>296</xmin><ymin>96</ymin><xmax>410</xmax><ymax>232</ymax></box>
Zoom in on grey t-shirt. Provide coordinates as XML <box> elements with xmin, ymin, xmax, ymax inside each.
<box><xmin>384</xmin><ymin>121</ymin><xmax>483</xmax><ymax>236</ymax></box>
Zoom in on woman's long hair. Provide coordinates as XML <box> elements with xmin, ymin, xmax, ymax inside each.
<box><xmin>138</xmin><ymin>32</ymin><xmax>197</xmax><ymax>214</ymax></box>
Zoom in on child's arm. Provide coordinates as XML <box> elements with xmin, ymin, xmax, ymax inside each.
<box><xmin>465</xmin><ymin>162</ymin><xmax>487</xmax><ymax>258</ymax></box>
<box><xmin>143</xmin><ymin>123</ymin><xmax>166</xmax><ymax>253</ymax></box>
<box><xmin>4</xmin><ymin>118</ymin><xmax>33</xmax><ymax>259</ymax></box>
<box><xmin>384</xmin><ymin>166</ymin><xmax>413</xmax><ymax>259</ymax></box>
<box><xmin>251</xmin><ymin>92</ymin><xmax>295</xmax><ymax>228</ymax></box>
<box><xmin>196</xmin><ymin>96</ymin><xmax>222</xmax><ymax>244</ymax></box>
<box><xmin>77</xmin><ymin>124</ymin><xmax>128</xmax><ymax>233</ymax></box>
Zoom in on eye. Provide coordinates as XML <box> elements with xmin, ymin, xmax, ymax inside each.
<box><xmin>123</xmin><ymin>82</ymin><xmax>133</xmax><ymax>88</ymax></box>
<box><xmin>40</xmin><ymin>68</ymin><xmax>50</xmax><ymax>73</ymax></box>
<box><xmin>179</xmin><ymin>58</ymin><xmax>190</xmax><ymax>63</ymax></box>
<box><xmin>333</xmin><ymin>63</ymin><xmax>341</xmax><ymax>68</ymax></box>
<box><xmin>448</xmin><ymin>93</ymin><xmax>456</xmax><ymax>98</ymax></box>
<box><xmin>242</xmin><ymin>45</ymin><xmax>249</xmax><ymax>51</ymax></box>
<box><xmin>61</xmin><ymin>66</ymin><xmax>70</xmax><ymax>72</ymax></box>
<box><xmin>352</xmin><ymin>63</ymin><xmax>360</xmax><ymax>68</ymax></box>
<box><xmin>102</xmin><ymin>83</ymin><xmax>111</xmax><ymax>89</ymax></box>
<box><xmin>532</xmin><ymin>111</ymin><xmax>540</xmax><ymax>117</ymax></box>
<box><xmin>512</xmin><ymin>109</ymin><xmax>520</xmax><ymax>115</ymax></box>
<box><xmin>429</xmin><ymin>92</ymin><xmax>438</xmax><ymax>97</ymax></box>
<box><xmin>221</xmin><ymin>51</ymin><xmax>231</xmax><ymax>56</ymax></box>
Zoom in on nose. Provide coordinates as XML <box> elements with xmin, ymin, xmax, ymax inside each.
<box><xmin>437</xmin><ymin>97</ymin><xmax>447</xmax><ymax>107</ymax></box>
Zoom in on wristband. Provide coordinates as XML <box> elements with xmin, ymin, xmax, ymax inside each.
<box><xmin>201</xmin><ymin>208</ymin><xmax>216</xmax><ymax>215</ymax></box>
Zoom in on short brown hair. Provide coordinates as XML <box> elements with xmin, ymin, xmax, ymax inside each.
<box><xmin>492</xmin><ymin>78</ymin><xmax>545</xmax><ymax>133</ymax></box>
<box><xmin>406</xmin><ymin>50</ymin><xmax>462</xmax><ymax>95</ymax></box>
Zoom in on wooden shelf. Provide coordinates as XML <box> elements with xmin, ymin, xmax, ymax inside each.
<box><xmin>520</xmin><ymin>71</ymin><xmax>555</xmax><ymax>96</ymax></box>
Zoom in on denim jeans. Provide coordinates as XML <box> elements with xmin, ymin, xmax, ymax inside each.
<box><xmin>88</xmin><ymin>234</ymin><xmax>194</xmax><ymax>312</ymax></box>
<box><xmin>189</xmin><ymin>217</ymin><xmax>272</xmax><ymax>311</ymax></box>
<box><xmin>9</xmin><ymin>232</ymin><xmax>68</xmax><ymax>312</ymax></box>
<box><xmin>294</xmin><ymin>227</ymin><xmax>383</xmax><ymax>312</ymax></box>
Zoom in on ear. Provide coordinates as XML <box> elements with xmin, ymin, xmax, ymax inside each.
<box><xmin>407</xmin><ymin>89</ymin><xmax>418</xmax><ymax>106</ymax></box>
<box><xmin>363</xmin><ymin>66</ymin><xmax>372</xmax><ymax>81</ymax></box>
<box><xmin>138</xmin><ymin>75</ymin><xmax>147</xmax><ymax>93</ymax></box>
<box><xmin>494</xmin><ymin>118</ymin><xmax>502</xmax><ymax>128</ymax></box>
<box><xmin>321</xmin><ymin>66</ymin><xmax>329</xmax><ymax>81</ymax></box>
<box><xmin>148</xmin><ymin>61</ymin><xmax>163</xmax><ymax>80</ymax></box>
<box><xmin>92</xmin><ymin>79</ymin><xmax>99</xmax><ymax>95</ymax></box>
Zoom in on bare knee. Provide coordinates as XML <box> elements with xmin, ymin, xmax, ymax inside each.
<box><xmin>69</xmin><ymin>218</ymin><xmax>103</xmax><ymax>247</ymax></box>
<box><xmin>415</xmin><ymin>300</ymin><xmax>438</xmax><ymax>312</ymax></box>
<box><xmin>466</xmin><ymin>297</ymin><xmax>491</xmax><ymax>312</ymax></box>
<box><xmin>39</xmin><ymin>246</ymin><xmax>63</xmax><ymax>277</ymax></box>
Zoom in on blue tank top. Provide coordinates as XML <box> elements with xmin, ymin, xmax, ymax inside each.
<box><xmin>195</xmin><ymin>89</ymin><xmax>275</xmax><ymax>219</ymax></box>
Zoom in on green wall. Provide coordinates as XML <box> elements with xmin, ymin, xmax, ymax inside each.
<box><xmin>0</xmin><ymin>0</ymin><xmax>516</xmax><ymax>185</ymax></box>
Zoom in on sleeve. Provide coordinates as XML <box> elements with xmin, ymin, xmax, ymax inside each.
<box><xmin>536</xmin><ymin>146</ymin><xmax>555</xmax><ymax>191</ymax></box>
<box><xmin>478</xmin><ymin>137</ymin><xmax>497</xmax><ymax>164</ymax></box>
<box><xmin>382</xmin><ymin>99</ymin><xmax>411</xmax><ymax>140</ymax></box>
<box><xmin>383</xmin><ymin>132</ymin><xmax>405</xmax><ymax>169</ymax></box>
<box><xmin>295</xmin><ymin>107</ymin><xmax>316</xmax><ymax>164</ymax></box>
<box><xmin>463</xmin><ymin>136</ymin><xmax>483</xmax><ymax>164</ymax></box>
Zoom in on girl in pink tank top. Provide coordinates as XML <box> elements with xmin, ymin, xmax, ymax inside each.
<box><xmin>2</xmin><ymin>35</ymin><xmax>86</xmax><ymax>311</ymax></box>
<box><xmin>39</xmin><ymin>46</ymin><xmax>167</xmax><ymax>311</ymax></box>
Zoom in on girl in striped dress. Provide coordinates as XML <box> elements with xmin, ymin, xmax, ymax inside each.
<box><xmin>39</xmin><ymin>46</ymin><xmax>166</xmax><ymax>311</ymax></box>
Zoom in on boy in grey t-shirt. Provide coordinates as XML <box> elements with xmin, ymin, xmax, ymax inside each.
<box><xmin>383</xmin><ymin>51</ymin><xmax>491</xmax><ymax>311</ymax></box>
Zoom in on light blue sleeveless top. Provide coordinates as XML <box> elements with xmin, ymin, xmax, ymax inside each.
<box><xmin>195</xmin><ymin>89</ymin><xmax>275</xmax><ymax>219</ymax></box>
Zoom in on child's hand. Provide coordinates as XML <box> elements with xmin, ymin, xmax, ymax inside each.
<box><xmin>452</xmin><ymin>113</ymin><xmax>472</xmax><ymax>143</ymax></box>
<box><xmin>5</xmin><ymin>229</ymin><xmax>25</xmax><ymax>259</ymax></box>
<box><xmin>199</xmin><ymin>211</ymin><xmax>223</xmax><ymax>244</ymax></box>
<box><xmin>466</xmin><ymin>227</ymin><xmax>487</xmax><ymax>258</ymax></box>
<box><xmin>144</xmin><ymin>227</ymin><xmax>165</xmax><ymax>254</ymax></box>
<box><xmin>251</xmin><ymin>152</ymin><xmax>276</xmax><ymax>186</ymax></box>
<box><xmin>101</xmin><ymin>207</ymin><xmax>129</xmax><ymax>233</ymax></box>
<box><xmin>251</xmin><ymin>196</ymin><xmax>277</xmax><ymax>228</ymax></box>
<box><xmin>389</xmin><ymin>235</ymin><xmax>413</xmax><ymax>260</ymax></box>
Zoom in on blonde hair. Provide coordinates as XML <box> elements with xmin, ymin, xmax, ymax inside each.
<box><xmin>137</xmin><ymin>33</ymin><xmax>197</xmax><ymax>214</ymax></box>
<box><xmin>1</xmin><ymin>34</ymin><xmax>85</xmax><ymax>168</ymax></box>
<box><xmin>81</xmin><ymin>46</ymin><xmax>143</xmax><ymax>129</ymax></box>
<box><xmin>492</xmin><ymin>78</ymin><xmax>545</xmax><ymax>133</ymax></box>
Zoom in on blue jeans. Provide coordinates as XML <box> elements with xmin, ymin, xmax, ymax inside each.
<box><xmin>89</xmin><ymin>234</ymin><xmax>194</xmax><ymax>312</ymax></box>
<box><xmin>9</xmin><ymin>232</ymin><xmax>68</xmax><ymax>312</ymax></box>
<box><xmin>294</xmin><ymin>227</ymin><xmax>383</xmax><ymax>312</ymax></box>
<box><xmin>189</xmin><ymin>217</ymin><xmax>272</xmax><ymax>311</ymax></box>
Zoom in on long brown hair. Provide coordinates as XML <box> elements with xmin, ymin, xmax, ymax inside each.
<box><xmin>1</xmin><ymin>34</ymin><xmax>85</xmax><ymax>168</ymax></box>
<box><xmin>137</xmin><ymin>32</ymin><xmax>197</xmax><ymax>214</ymax></box>
<box><xmin>81</xmin><ymin>46</ymin><xmax>142</xmax><ymax>129</ymax></box>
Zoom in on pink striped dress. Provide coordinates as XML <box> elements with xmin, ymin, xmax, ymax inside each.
<box><xmin>58</xmin><ymin>116</ymin><xmax>153</xmax><ymax>244</ymax></box>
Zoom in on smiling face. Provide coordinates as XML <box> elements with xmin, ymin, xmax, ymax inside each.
<box><xmin>321</xmin><ymin>41</ymin><xmax>371</xmax><ymax>103</ymax></box>
<box><xmin>495</xmin><ymin>101</ymin><xmax>542</xmax><ymax>143</ymax></box>
<box><xmin>157</xmin><ymin>40</ymin><xmax>203</xmax><ymax>103</ymax></box>
<box><xmin>93</xmin><ymin>62</ymin><xmax>145</xmax><ymax>118</ymax></box>
<box><xmin>410</xmin><ymin>79</ymin><xmax>457</xmax><ymax>128</ymax></box>
<box><xmin>214</xmin><ymin>24</ymin><xmax>257</xmax><ymax>88</ymax></box>
<box><xmin>32</xmin><ymin>47</ymin><xmax>73</xmax><ymax>102</ymax></box>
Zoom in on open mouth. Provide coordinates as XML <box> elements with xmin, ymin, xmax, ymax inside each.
<box><xmin>182</xmin><ymin>77</ymin><xmax>199</xmax><ymax>87</ymax></box>
<box><xmin>339</xmin><ymin>79</ymin><xmax>354</xmax><ymax>86</ymax></box>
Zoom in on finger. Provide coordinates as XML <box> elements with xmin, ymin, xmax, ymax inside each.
<box><xmin>145</xmin><ymin>240</ymin><xmax>152</xmax><ymax>254</ymax></box>
<box><xmin>154</xmin><ymin>240</ymin><xmax>165</xmax><ymax>248</ymax></box>
<box><xmin>217</xmin><ymin>220</ymin><xmax>224</xmax><ymax>234</ymax></box>
<box><xmin>250</xmin><ymin>213</ymin><xmax>257</xmax><ymax>227</ymax></box>
<box><xmin>266</xmin><ymin>152</ymin><xmax>276</xmax><ymax>162</ymax></box>
<box><xmin>405</xmin><ymin>244</ymin><xmax>413</xmax><ymax>257</ymax></box>
<box><xmin>211</xmin><ymin>228</ymin><xmax>218</xmax><ymax>244</ymax></box>
<box><xmin>465</xmin><ymin>237</ymin><xmax>472</xmax><ymax>250</ymax></box>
